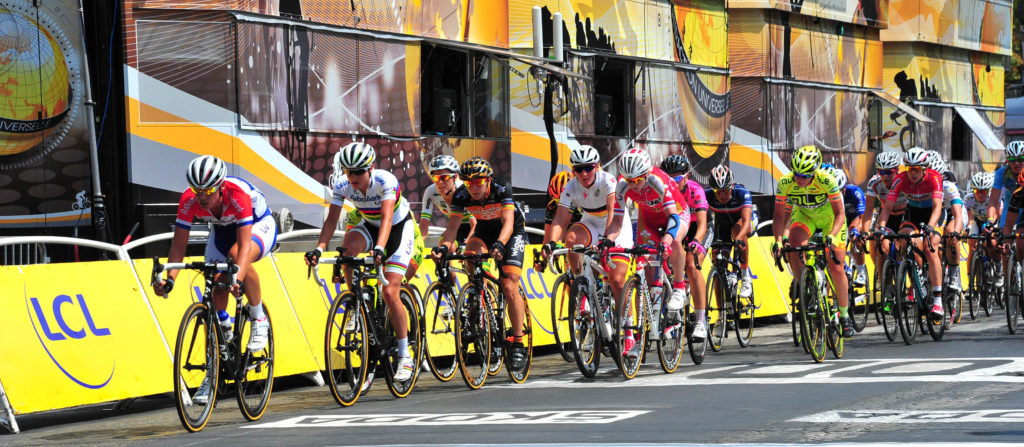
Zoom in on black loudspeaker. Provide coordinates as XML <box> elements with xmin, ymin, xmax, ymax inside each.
<box><xmin>430</xmin><ymin>88</ymin><xmax>457</xmax><ymax>134</ymax></box>
<box><xmin>595</xmin><ymin>94</ymin><xmax>614</xmax><ymax>135</ymax></box>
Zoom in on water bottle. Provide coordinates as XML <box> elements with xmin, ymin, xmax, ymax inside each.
<box><xmin>602</xmin><ymin>306</ymin><xmax>614</xmax><ymax>338</ymax></box>
<box><xmin>727</xmin><ymin>272</ymin><xmax>738</xmax><ymax>289</ymax></box>
<box><xmin>218</xmin><ymin>310</ymin><xmax>234</xmax><ymax>342</ymax></box>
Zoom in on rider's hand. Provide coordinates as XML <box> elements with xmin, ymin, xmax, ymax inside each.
<box><xmin>431</xmin><ymin>245</ymin><xmax>448</xmax><ymax>261</ymax></box>
<box><xmin>372</xmin><ymin>246</ymin><xmax>386</xmax><ymax>265</ymax></box>
<box><xmin>541</xmin><ymin>241</ymin><xmax>558</xmax><ymax>257</ymax></box>
<box><xmin>304</xmin><ymin>247</ymin><xmax>323</xmax><ymax>266</ymax></box>
<box><xmin>825</xmin><ymin>234</ymin><xmax>837</xmax><ymax>248</ymax></box>
<box><xmin>849</xmin><ymin>228</ymin><xmax>861</xmax><ymax>242</ymax></box>
<box><xmin>687</xmin><ymin>240</ymin><xmax>706</xmax><ymax>257</ymax></box>
<box><xmin>229</xmin><ymin>279</ymin><xmax>244</xmax><ymax>298</ymax></box>
<box><xmin>490</xmin><ymin>241</ymin><xmax>506</xmax><ymax>261</ymax></box>
<box><xmin>597</xmin><ymin>237</ymin><xmax>615</xmax><ymax>250</ymax></box>
<box><xmin>153</xmin><ymin>278</ymin><xmax>174</xmax><ymax>296</ymax></box>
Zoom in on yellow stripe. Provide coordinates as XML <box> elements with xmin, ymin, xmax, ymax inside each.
<box><xmin>129</xmin><ymin>98</ymin><xmax>322</xmax><ymax>204</ymax></box>
<box><xmin>730</xmin><ymin>143</ymin><xmax>785</xmax><ymax>182</ymax></box>
<box><xmin>0</xmin><ymin>213</ymin><xmax>91</xmax><ymax>224</ymax></box>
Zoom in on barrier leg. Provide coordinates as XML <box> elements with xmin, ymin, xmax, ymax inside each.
<box><xmin>0</xmin><ymin>377</ymin><xmax>19</xmax><ymax>434</ymax></box>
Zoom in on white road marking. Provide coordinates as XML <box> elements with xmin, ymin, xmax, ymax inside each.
<box><xmin>247</xmin><ymin>410</ymin><xmax>650</xmax><ymax>428</ymax></box>
<box><xmin>873</xmin><ymin>362</ymin><xmax>973</xmax><ymax>374</ymax></box>
<box><xmin>735</xmin><ymin>364</ymin><xmax>829</xmax><ymax>375</ymax></box>
<box><xmin>793</xmin><ymin>409</ymin><xmax>1024</xmax><ymax>423</ymax></box>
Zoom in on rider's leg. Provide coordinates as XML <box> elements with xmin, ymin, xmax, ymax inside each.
<box><xmin>687</xmin><ymin>248</ymin><xmax>707</xmax><ymax>313</ymax></box>
<box><xmin>828</xmin><ymin>231</ymin><xmax>850</xmax><ymax>310</ymax></box>
<box><xmin>382</xmin><ymin>270</ymin><xmax>408</xmax><ymax>339</ymax></box>
<box><xmin>926</xmin><ymin>230</ymin><xmax>943</xmax><ymax>308</ymax></box>
<box><xmin>733</xmin><ymin>220</ymin><xmax>753</xmax><ymax>297</ymax></box>
<box><xmin>564</xmin><ymin>222</ymin><xmax>591</xmax><ymax>275</ymax></box>
<box><xmin>340</xmin><ymin>229</ymin><xmax>372</xmax><ymax>287</ymax></box>
<box><xmin>787</xmin><ymin>223</ymin><xmax>810</xmax><ymax>277</ymax></box>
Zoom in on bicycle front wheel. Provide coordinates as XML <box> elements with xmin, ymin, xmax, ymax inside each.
<box><xmin>894</xmin><ymin>262</ymin><xmax>920</xmax><ymax>345</ymax></box>
<box><xmin>384</xmin><ymin>288</ymin><xmax>422</xmax><ymax>398</ymax></box>
<box><xmin>656</xmin><ymin>293</ymin><xmax>685</xmax><ymax>374</ymax></box>
<box><xmin>324</xmin><ymin>293</ymin><xmax>369</xmax><ymax>407</ymax></box>
<box><xmin>967</xmin><ymin>255</ymin><xmax>983</xmax><ymax>320</ymax></box>
<box><xmin>706</xmin><ymin>271</ymin><xmax>726</xmax><ymax>352</ymax></box>
<box><xmin>1007</xmin><ymin>260</ymin><xmax>1022</xmax><ymax>334</ymax></box>
<box><xmin>568</xmin><ymin>281</ymin><xmax>600</xmax><ymax>378</ymax></box>
<box><xmin>616</xmin><ymin>276</ymin><xmax>647</xmax><ymax>379</ymax></box>
<box><xmin>735</xmin><ymin>285</ymin><xmax>755</xmax><ymax>347</ymax></box>
<box><xmin>454</xmin><ymin>285</ymin><xmax>492</xmax><ymax>390</ymax></box>
<box><xmin>237</xmin><ymin>303</ymin><xmax>274</xmax><ymax>421</ymax></box>
<box><xmin>173</xmin><ymin>303</ymin><xmax>219</xmax><ymax>432</ymax></box>
<box><xmin>423</xmin><ymin>282</ymin><xmax>458</xmax><ymax>382</ymax></box>
<box><xmin>505</xmin><ymin>295</ymin><xmax>533</xmax><ymax>384</ymax></box>
<box><xmin>550</xmin><ymin>273</ymin><xmax>575</xmax><ymax>362</ymax></box>
<box><xmin>798</xmin><ymin>268</ymin><xmax>826</xmax><ymax>363</ymax></box>
<box><xmin>879</xmin><ymin>260</ymin><xmax>899</xmax><ymax>342</ymax></box>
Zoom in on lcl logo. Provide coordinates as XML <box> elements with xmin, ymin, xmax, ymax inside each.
<box><xmin>27</xmin><ymin>294</ymin><xmax>114</xmax><ymax>389</ymax></box>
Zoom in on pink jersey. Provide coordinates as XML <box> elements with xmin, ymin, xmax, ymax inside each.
<box><xmin>175</xmin><ymin>177</ymin><xmax>270</xmax><ymax>230</ymax></box>
<box><xmin>678</xmin><ymin>179</ymin><xmax>708</xmax><ymax>223</ymax></box>
<box><xmin>614</xmin><ymin>167</ymin><xmax>688</xmax><ymax>222</ymax></box>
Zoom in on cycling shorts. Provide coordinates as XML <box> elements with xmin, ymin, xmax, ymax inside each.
<box><xmin>635</xmin><ymin>210</ymin><xmax>690</xmax><ymax>247</ymax></box>
<box><xmin>350</xmin><ymin>216</ymin><xmax>416</xmax><ymax>276</ymax></box>
<box><xmin>470</xmin><ymin>231</ymin><xmax>527</xmax><ymax>272</ymax></box>
<box><xmin>206</xmin><ymin>213</ymin><xmax>277</xmax><ymax>263</ymax></box>
<box><xmin>790</xmin><ymin>207</ymin><xmax>847</xmax><ymax>245</ymax></box>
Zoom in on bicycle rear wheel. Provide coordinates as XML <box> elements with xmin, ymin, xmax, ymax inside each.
<box><xmin>967</xmin><ymin>255</ymin><xmax>983</xmax><ymax>320</ymax></box>
<box><xmin>656</xmin><ymin>283</ymin><xmax>685</xmax><ymax>373</ymax></box>
<box><xmin>894</xmin><ymin>262</ymin><xmax>920</xmax><ymax>345</ymax></box>
<box><xmin>423</xmin><ymin>282</ymin><xmax>458</xmax><ymax>382</ymax></box>
<box><xmin>550</xmin><ymin>274</ymin><xmax>575</xmax><ymax>362</ymax></box>
<box><xmin>236</xmin><ymin>303</ymin><xmax>274</xmax><ymax>421</ymax></box>
<box><xmin>798</xmin><ymin>268</ymin><xmax>826</xmax><ymax>363</ymax></box>
<box><xmin>384</xmin><ymin>288</ymin><xmax>422</xmax><ymax>398</ymax></box>
<box><xmin>706</xmin><ymin>271</ymin><xmax>726</xmax><ymax>352</ymax></box>
<box><xmin>848</xmin><ymin>255</ymin><xmax>870</xmax><ymax>333</ymax></box>
<box><xmin>687</xmin><ymin>305</ymin><xmax>709</xmax><ymax>365</ymax></box>
<box><xmin>616</xmin><ymin>276</ymin><xmax>647</xmax><ymax>379</ymax></box>
<box><xmin>454</xmin><ymin>285</ymin><xmax>491</xmax><ymax>390</ymax></box>
<box><xmin>569</xmin><ymin>280</ymin><xmax>600</xmax><ymax>378</ymax></box>
<box><xmin>324</xmin><ymin>293</ymin><xmax>369</xmax><ymax>407</ymax></box>
<box><xmin>824</xmin><ymin>299</ymin><xmax>844</xmax><ymax>359</ymax></box>
<box><xmin>505</xmin><ymin>296</ymin><xmax>533</xmax><ymax>383</ymax></box>
<box><xmin>173</xmin><ymin>303</ymin><xmax>219</xmax><ymax>432</ymax></box>
<box><xmin>735</xmin><ymin>286</ymin><xmax>755</xmax><ymax>347</ymax></box>
<box><xmin>1007</xmin><ymin>260</ymin><xmax>1021</xmax><ymax>334</ymax></box>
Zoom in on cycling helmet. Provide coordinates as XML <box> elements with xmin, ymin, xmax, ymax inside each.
<box><xmin>904</xmin><ymin>147</ymin><xmax>929</xmax><ymax>167</ymax></box>
<box><xmin>334</xmin><ymin>141</ymin><xmax>376</xmax><ymax>171</ymax></box>
<box><xmin>660</xmin><ymin>154</ymin><xmax>691</xmax><ymax>177</ymax></box>
<box><xmin>459</xmin><ymin>156</ymin><xmax>493</xmax><ymax>180</ymax></box>
<box><xmin>970</xmin><ymin>172</ymin><xmax>993</xmax><ymax>190</ymax></box>
<box><xmin>547</xmin><ymin>170</ymin><xmax>572</xmax><ymax>198</ymax></box>
<box><xmin>618</xmin><ymin>148</ymin><xmax>652</xmax><ymax>179</ymax></box>
<box><xmin>823</xmin><ymin>166</ymin><xmax>848</xmax><ymax>189</ymax></box>
<box><xmin>791</xmin><ymin>145</ymin><xmax>822</xmax><ymax>175</ymax></box>
<box><xmin>709</xmin><ymin>165</ymin><xmax>734</xmax><ymax>190</ymax></box>
<box><xmin>928</xmin><ymin>155</ymin><xmax>945</xmax><ymax>173</ymax></box>
<box><xmin>1007</xmin><ymin>140</ymin><xmax>1024</xmax><ymax>159</ymax></box>
<box><xmin>186</xmin><ymin>155</ymin><xmax>227</xmax><ymax>190</ymax></box>
<box><xmin>874</xmin><ymin>151</ymin><xmax>902</xmax><ymax>170</ymax></box>
<box><xmin>328</xmin><ymin>170</ymin><xmax>345</xmax><ymax>190</ymax></box>
<box><xmin>427</xmin><ymin>154</ymin><xmax>460</xmax><ymax>174</ymax></box>
<box><xmin>570</xmin><ymin>145</ymin><xmax>600</xmax><ymax>166</ymax></box>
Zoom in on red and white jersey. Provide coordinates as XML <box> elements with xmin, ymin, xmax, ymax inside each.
<box><xmin>175</xmin><ymin>177</ymin><xmax>270</xmax><ymax>230</ymax></box>
<box><xmin>886</xmin><ymin>170</ymin><xmax>943</xmax><ymax>209</ymax></box>
<box><xmin>614</xmin><ymin>167</ymin><xmax>687</xmax><ymax>221</ymax></box>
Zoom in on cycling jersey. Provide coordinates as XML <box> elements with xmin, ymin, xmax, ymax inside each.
<box><xmin>347</xmin><ymin>206</ymin><xmax>424</xmax><ymax>269</ymax></box>
<box><xmin>678</xmin><ymin>179</ymin><xmax>708</xmax><ymax>223</ymax></box>
<box><xmin>706</xmin><ymin>184</ymin><xmax>759</xmax><ymax>239</ymax></box>
<box><xmin>842</xmin><ymin>184</ymin><xmax>866</xmax><ymax>222</ymax></box>
<box><xmin>331</xmin><ymin>169</ymin><xmax>411</xmax><ymax>226</ymax></box>
<box><xmin>963</xmin><ymin>193</ymin><xmax>991</xmax><ymax>221</ymax></box>
<box><xmin>941</xmin><ymin>180</ymin><xmax>963</xmax><ymax>210</ymax></box>
<box><xmin>451</xmin><ymin>177</ymin><xmax>525</xmax><ymax>235</ymax></box>
<box><xmin>614</xmin><ymin>167</ymin><xmax>686</xmax><ymax>218</ymax></box>
<box><xmin>420</xmin><ymin>181</ymin><xmax>470</xmax><ymax>223</ymax></box>
<box><xmin>175</xmin><ymin>176</ymin><xmax>276</xmax><ymax>261</ymax></box>
<box><xmin>1004</xmin><ymin>187</ymin><xmax>1024</xmax><ymax>218</ymax></box>
<box><xmin>866</xmin><ymin>174</ymin><xmax>907</xmax><ymax>212</ymax></box>
<box><xmin>887</xmin><ymin>170</ymin><xmax>943</xmax><ymax>227</ymax></box>
<box><xmin>775</xmin><ymin>170</ymin><xmax>846</xmax><ymax>243</ymax></box>
<box><xmin>993</xmin><ymin>164</ymin><xmax>1020</xmax><ymax>226</ymax></box>
<box><xmin>558</xmin><ymin>170</ymin><xmax>633</xmax><ymax>248</ymax></box>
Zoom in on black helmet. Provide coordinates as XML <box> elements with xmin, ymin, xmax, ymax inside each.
<box><xmin>660</xmin><ymin>154</ymin><xmax>691</xmax><ymax>177</ymax></box>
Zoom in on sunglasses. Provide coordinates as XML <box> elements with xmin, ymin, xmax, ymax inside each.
<box><xmin>573</xmin><ymin>164</ymin><xmax>596</xmax><ymax>174</ymax></box>
<box><xmin>712</xmin><ymin>187</ymin><xmax>732</xmax><ymax>193</ymax></box>
<box><xmin>431</xmin><ymin>174</ymin><xmax>457</xmax><ymax>183</ymax></box>
<box><xmin>466</xmin><ymin>178</ymin><xmax>489</xmax><ymax>187</ymax></box>
<box><xmin>878</xmin><ymin>169</ymin><xmax>895</xmax><ymax>176</ymax></box>
<box><xmin>671</xmin><ymin>175</ymin><xmax>686</xmax><ymax>183</ymax></box>
<box><xmin>793</xmin><ymin>172</ymin><xmax>814</xmax><ymax>179</ymax></box>
<box><xmin>346</xmin><ymin>168</ymin><xmax>368</xmax><ymax>176</ymax></box>
<box><xmin>907</xmin><ymin>166</ymin><xmax>925</xmax><ymax>173</ymax></box>
<box><xmin>624</xmin><ymin>175</ymin><xmax>646</xmax><ymax>185</ymax></box>
<box><xmin>1009</xmin><ymin>157</ymin><xmax>1024</xmax><ymax>163</ymax></box>
<box><xmin>190</xmin><ymin>185</ymin><xmax>218</xmax><ymax>196</ymax></box>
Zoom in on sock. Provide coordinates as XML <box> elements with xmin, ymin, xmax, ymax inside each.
<box><xmin>696</xmin><ymin>309</ymin><xmax>706</xmax><ymax>322</ymax></box>
<box><xmin>248</xmin><ymin>303</ymin><xmax>265</xmax><ymax>320</ymax></box>
<box><xmin>839</xmin><ymin>306</ymin><xmax>849</xmax><ymax>318</ymax></box>
<box><xmin>742</xmin><ymin>269</ymin><xmax>751</xmax><ymax>279</ymax></box>
<box><xmin>512</xmin><ymin>336</ymin><xmax>523</xmax><ymax>343</ymax></box>
<box><xmin>397</xmin><ymin>337</ymin><xmax>409</xmax><ymax>357</ymax></box>
<box><xmin>673</xmin><ymin>281</ymin><xmax>686</xmax><ymax>291</ymax></box>
<box><xmin>932</xmin><ymin>287</ymin><xmax>943</xmax><ymax>306</ymax></box>
<box><xmin>740</xmin><ymin>263</ymin><xmax>749</xmax><ymax>270</ymax></box>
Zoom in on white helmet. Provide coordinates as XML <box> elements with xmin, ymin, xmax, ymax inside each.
<box><xmin>970</xmin><ymin>172</ymin><xmax>993</xmax><ymax>190</ymax></box>
<box><xmin>875</xmin><ymin>151</ymin><xmax>902</xmax><ymax>170</ymax></box>
<box><xmin>1008</xmin><ymin>141</ymin><xmax>1024</xmax><ymax>159</ymax></box>
<box><xmin>328</xmin><ymin>170</ymin><xmax>346</xmax><ymax>190</ymax></box>
<box><xmin>186</xmin><ymin>155</ymin><xmax>227</xmax><ymax>190</ymax></box>
<box><xmin>709</xmin><ymin>165</ymin><xmax>734</xmax><ymax>190</ymax></box>
<box><xmin>926</xmin><ymin>150</ymin><xmax>944</xmax><ymax>171</ymax></box>
<box><xmin>427</xmin><ymin>154</ymin><xmax>460</xmax><ymax>174</ymax></box>
<box><xmin>618</xmin><ymin>148</ymin><xmax>652</xmax><ymax>179</ymax></box>
<box><xmin>570</xmin><ymin>145</ymin><xmax>600</xmax><ymax>166</ymax></box>
<box><xmin>334</xmin><ymin>142</ymin><xmax>376</xmax><ymax>171</ymax></box>
<box><xmin>824</xmin><ymin>166</ymin><xmax>848</xmax><ymax>189</ymax></box>
<box><xmin>904</xmin><ymin>147</ymin><xmax>929</xmax><ymax>167</ymax></box>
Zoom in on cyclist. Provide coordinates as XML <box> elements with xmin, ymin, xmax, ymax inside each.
<box><xmin>545</xmin><ymin>169</ymin><xmax>582</xmax><ymax>234</ymax></box>
<box><xmin>874</xmin><ymin>147</ymin><xmax>944</xmax><ymax>321</ymax></box>
<box><xmin>604</xmin><ymin>148</ymin><xmax>695</xmax><ymax>350</ymax></box>
<box><xmin>305</xmin><ymin>142</ymin><xmax>417</xmax><ymax>382</ymax></box>
<box><xmin>863</xmin><ymin>151</ymin><xmax>905</xmax><ymax>283</ymax></box>
<box><xmin>420</xmin><ymin>154</ymin><xmax>476</xmax><ymax>244</ymax></box>
<box><xmin>539</xmin><ymin>145</ymin><xmax>632</xmax><ymax>300</ymax></box>
<box><xmin>825</xmin><ymin>166</ymin><xmax>867</xmax><ymax>287</ymax></box>
<box><xmin>999</xmin><ymin>169</ymin><xmax>1024</xmax><ymax>268</ymax></box>
<box><xmin>153</xmin><ymin>156</ymin><xmax>276</xmax><ymax>402</ymax></box>
<box><xmin>987</xmin><ymin>141</ymin><xmax>1024</xmax><ymax>289</ymax></box>
<box><xmin>705</xmin><ymin>165</ymin><xmax>759</xmax><ymax>297</ymax></box>
<box><xmin>662</xmin><ymin>154</ymin><xmax>712</xmax><ymax>320</ymax></box>
<box><xmin>437</xmin><ymin>156</ymin><xmax>529</xmax><ymax>371</ymax></box>
<box><xmin>964</xmin><ymin>172</ymin><xmax>996</xmax><ymax>266</ymax></box>
<box><xmin>929</xmin><ymin>153</ymin><xmax>965</xmax><ymax>293</ymax></box>
<box><xmin>771</xmin><ymin>145</ymin><xmax>853</xmax><ymax>337</ymax></box>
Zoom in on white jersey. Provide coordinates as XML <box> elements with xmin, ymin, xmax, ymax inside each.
<box><xmin>962</xmin><ymin>193</ymin><xmax>991</xmax><ymax>221</ymax></box>
<box><xmin>866</xmin><ymin>174</ymin><xmax>908</xmax><ymax>209</ymax></box>
<box><xmin>419</xmin><ymin>180</ymin><xmax>467</xmax><ymax>222</ymax></box>
<box><xmin>331</xmin><ymin>169</ymin><xmax>410</xmax><ymax>226</ymax></box>
<box><xmin>559</xmin><ymin>171</ymin><xmax>617</xmax><ymax>222</ymax></box>
<box><xmin>941</xmin><ymin>180</ymin><xmax>963</xmax><ymax>210</ymax></box>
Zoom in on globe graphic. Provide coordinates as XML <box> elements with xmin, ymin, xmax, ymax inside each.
<box><xmin>0</xmin><ymin>4</ymin><xmax>71</xmax><ymax>157</ymax></box>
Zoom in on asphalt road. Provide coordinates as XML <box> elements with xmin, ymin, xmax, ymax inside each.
<box><xmin>6</xmin><ymin>310</ymin><xmax>1024</xmax><ymax>447</ymax></box>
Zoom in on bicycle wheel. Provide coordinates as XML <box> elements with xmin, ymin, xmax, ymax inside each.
<box><xmin>798</xmin><ymin>268</ymin><xmax>827</xmax><ymax>363</ymax></box>
<box><xmin>324</xmin><ymin>293</ymin><xmax>369</xmax><ymax>407</ymax></box>
<box><xmin>482</xmin><ymin>279</ymin><xmax>504</xmax><ymax>377</ymax></box>
<box><xmin>616</xmin><ymin>276</ymin><xmax>647</xmax><ymax>379</ymax></box>
<box><xmin>735</xmin><ymin>285</ymin><xmax>755</xmax><ymax>347</ymax></box>
<box><xmin>383</xmin><ymin>288</ymin><xmax>422</xmax><ymax>398</ymax></box>
<box><xmin>894</xmin><ymin>262</ymin><xmax>919</xmax><ymax>345</ymax></box>
<box><xmin>985</xmin><ymin>263</ymin><xmax>998</xmax><ymax>316</ymax></box>
<box><xmin>967</xmin><ymin>255</ymin><xmax>983</xmax><ymax>320</ymax></box>
<box><xmin>1007</xmin><ymin>260</ymin><xmax>1021</xmax><ymax>334</ymax></box>
<box><xmin>454</xmin><ymin>285</ymin><xmax>491</xmax><ymax>390</ymax></box>
<box><xmin>879</xmin><ymin>260</ymin><xmax>899</xmax><ymax>341</ymax></box>
<box><xmin>569</xmin><ymin>279</ymin><xmax>600</xmax><ymax>378</ymax></box>
<box><xmin>550</xmin><ymin>273</ymin><xmax>575</xmax><ymax>362</ymax></box>
<box><xmin>790</xmin><ymin>282</ymin><xmax>803</xmax><ymax>348</ymax></box>
<box><xmin>847</xmin><ymin>255</ymin><xmax>870</xmax><ymax>333</ymax></box>
<box><xmin>949</xmin><ymin>288</ymin><xmax>963</xmax><ymax>326</ymax></box>
<box><xmin>706</xmin><ymin>271</ymin><xmax>727</xmax><ymax>352</ymax></box>
<box><xmin>236</xmin><ymin>303</ymin><xmax>274</xmax><ymax>421</ymax></box>
<box><xmin>824</xmin><ymin>297</ymin><xmax>844</xmax><ymax>359</ymax></box>
<box><xmin>422</xmin><ymin>282</ymin><xmax>458</xmax><ymax>382</ymax></box>
<box><xmin>687</xmin><ymin>305</ymin><xmax>709</xmax><ymax>365</ymax></box>
<box><xmin>505</xmin><ymin>296</ymin><xmax>534</xmax><ymax>383</ymax></box>
<box><xmin>656</xmin><ymin>294</ymin><xmax>685</xmax><ymax>373</ymax></box>
<box><xmin>173</xmin><ymin>303</ymin><xmax>219</xmax><ymax>432</ymax></box>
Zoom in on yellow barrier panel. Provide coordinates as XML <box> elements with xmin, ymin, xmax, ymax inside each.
<box><xmin>0</xmin><ymin>261</ymin><xmax>172</xmax><ymax>414</ymax></box>
<box><xmin>272</xmin><ymin>253</ymin><xmax>334</xmax><ymax>371</ymax></box>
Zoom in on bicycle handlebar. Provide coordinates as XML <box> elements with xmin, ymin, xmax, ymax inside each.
<box><xmin>774</xmin><ymin>242</ymin><xmax>840</xmax><ymax>272</ymax></box>
<box><xmin>308</xmin><ymin>247</ymin><xmax>388</xmax><ymax>288</ymax></box>
<box><xmin>151</xmin><ymin>257</ymin><xmax>239</xmax><ymax>299</ymax></box>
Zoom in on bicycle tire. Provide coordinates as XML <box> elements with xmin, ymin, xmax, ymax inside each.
<box><xmin>985</xmin><ymin>263</ymin><xmax>998</xmax><ymax>316</ymax></box>
<box><xmin>482</xmin><ymin>279</ymin><xmax>504</xmax><ymax>377</ymax></box>
<box><xmin>707</xmin><ymin>271</ymin><xmax>727</xmax><ymax>352</ymax></box>
<box><xmin>550</xmin><ymin>273</ymin><xmax>575</xmax><ymax>362</ymax></box>
<box><xmin>735</xmin><ymin>283</ymin><xmax>755</xmax><ymax>347</ymax></box>
<box><xmin>686</xmin><ymin>300</ymin><xmax>709</xmax><ymax>365</ymax></box>
<box><xmin>879</xmin><ymin>259</ymin><xmax>899</xmax><ymax>342</ymax></box>
<box><xmin>1008</xmin><ymin>260</ymin><xmax>1021</xmax><ymax>334</ymax></box>
<box><xmin>846</xmin><ymin>253</ymin><xmax>870</xmax><ymax>333</ymax></box>
<box><xmin>656</xmin><ymin>304</ymin><xmax>685</xmax><ymax>374</ymax></box>
<box><xmin>797</xmin><ymin>267</ymin><xmax>827</xmax><ymax>363</ymax></box>
<box><xmin>790</xmin><ymin>282</ymin><xmax>803</xmax><ymax>349</ymax></box>
<box><xmin>968</xmin><ymin>255</ymin><xmax>983</xmax><ymax>320</ymax></box>
<box><xmin>383</xmin><ymin>289</ymin><xmax>422</xmax><ymax>398</ymax></box>
<box><xmin>173</xmin><ymin>302</ymin><xmax>219</xmax><ymax>432</ymax></box>
<box><xmin>616</xmin><ymin>276</ymin><xmax>647</xmax><ymax>379</ymax></box>
<box><xmin>324</xmin><ymin>293</ymin><xmax>369</xmax><ymax>407</ymax></box>
<box><xmin>504</xmin><ymin>293</ymin><xmax>533</xmax><ymax>383</ymax></box>
<box><xmin>568</xmin><ymin>281</ymin><xmax>600</xmax><ymax>378</ymax></box>
<box><xmin>236</xmin><ymin>303</ymin><xmax>274</xmax><ymax>421</ymax></box>
<box><xmin>454</xmin><ymin>285</ymin><xmax>491</xmax><ymax>390</ymax></box>
<box><xmin>894</xmin><ymin>261</ymin><xmax>919</xmax><ymax>345</ymax></box>
<box><xmin>825</xmin><ymin>297</ymin><xmax>844</xmax><ymax>360</ymax></box>
<box><xmin>422</xmin><ymin>281</ymin><xmax>458</xmax><ymax>382</ymax></box>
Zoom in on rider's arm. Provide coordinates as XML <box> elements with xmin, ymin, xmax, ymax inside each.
<box><xmin>544</xmin><ymin>206</ymin><xmax>571</xmax><ymax>245</ymax></box>
<box><xmin>828</xmin><ymin>191</ymin><xmax>845</xmax><ymax>238</ymax></box>
<box><xmin>987</xmin><ymin>187</ymin><xmax>1002</xmax><ymax>223</ymax></box>
<box><xmin>165</xmin><ymin>226</ymin><xmax>190</xmax><ymax>282</ymax></box>
<box><xmin>693</xmin><ymin>209</ymin><xmax>708</xmax><ymax>243</ymax></box>
<box><xmin>927</xmin><ymin>195</ymin><xmax>942</xmax><ymax>228</ymax></box>
<box><xmin>419</xmin><ymin>190</ymin><xmax>435</xmax><ymax>236</ymax></box>
<box><xmin>439</xmin><ymin>212</ymin><xmax>463</xmax><ymax>250</ymax></box>
<box><xmin>498</xmin><ymin>206</ymin><xmax>515</xmax><ymax>246</ymax></box>
<box><xmin>603</xmin><ymin>192</ymin><xmax>617</xmax><ymax>235</ymax></box>
<box><xmin>862</xmin><ymin>195</ymin><xmax>877</xmax><ymax>233</ymax></box>
<box><xmin>771</xmin><ymin>195</ymin><xmax>787</xmax><ymax>243</ymax></box>
<box><xmin>951</xmin><ymin>203</ymin><xmax>964</xmax><ymax>233</ymax></box>
<box><xmin>606</xmin><ymin>180</ymin><xmax>629</xmax><ymax>242</ymax></box>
